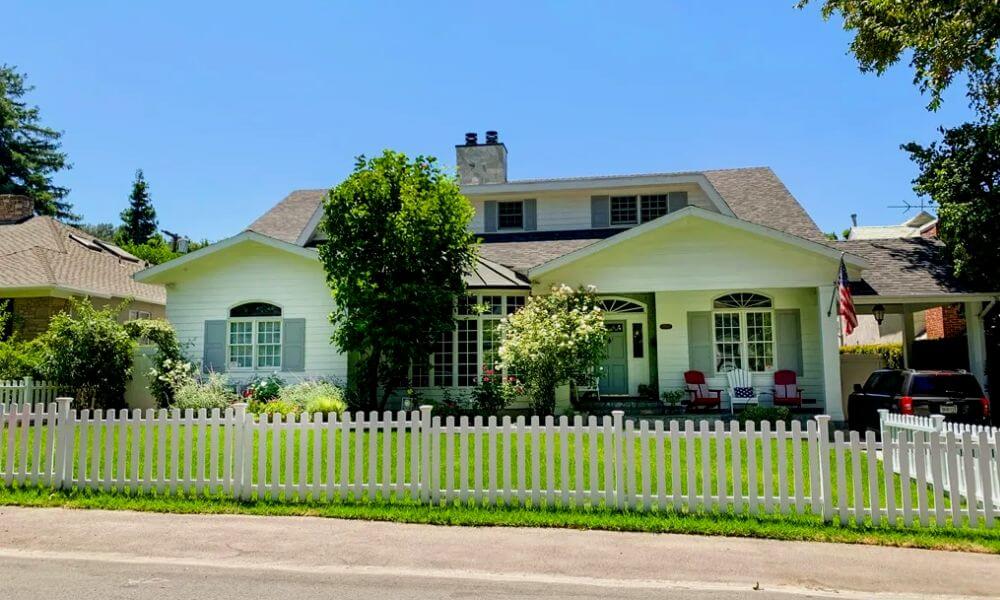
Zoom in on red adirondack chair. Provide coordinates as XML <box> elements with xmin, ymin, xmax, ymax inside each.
<box><xmin>773</xmin><ymin>370</ymin><xmax>804</xmax><ymax>408</ymax></box>
<box><xmin>683</xmin><ymin>370</ymin><xmax>722</xmax><ymax>410</ymax></box>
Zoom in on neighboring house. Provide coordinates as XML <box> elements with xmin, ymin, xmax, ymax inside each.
<box><xmin>135</xmin><ymin>133</ymin><xmax>1000</xmax><ymax>418</ymax></box>
<box><xmin>0</xmin><ymin>195</ymin><xmax>166</xmax><ymax>339</ymax></box>
<box><xmin>847</xmin><ymin>211</ymin><xmax>937</xmax><ymax>241</ymax></box>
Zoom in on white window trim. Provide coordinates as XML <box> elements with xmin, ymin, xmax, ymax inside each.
<box><xmin>227</xmin><ymin>317</ymin><xmax>283</xmax><ymax>371</ymax></box>
<box><xmin>497</xmin><ymin>200</ymin><xmax>525</xmax><ymax>231</ymax></box>
<box><xmin>609</xmin><ymin>193</ymin><xmax>688</xmax><ymax>226</ymax></box>
<box><xmin>712</xmin><ymin>308</ymin><xmax>775</xmax><ymax>375</ymax></box>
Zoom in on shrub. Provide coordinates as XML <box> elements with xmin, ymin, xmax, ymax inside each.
<box><xmin>737</xmin><ymin>405</ymin><xmax>792</xmax><ymax>424</ymax></box>
<box><xmin>171</xmin><ymin>373</ymin><xmax>237</xmax><ymax>411</ymax></box>
<box><xmin>124</xmin><ymin>318</ymin><xmax>184</xmax><ymax>407</ymax></box>
<box><xmin>149</xmin><ymin>358</ymin><xmax>197</xmax><ymax>407</ymax></box>
<box><xmin>260</xmin><ymin>400</ymin><xmax>299</xmax><ymax>417</ymax></box>
<box><xmin>0</xmin><ymin>337</ymin><xmax>47</xmax><ymax>381</ymax></box>
<box><xmin>279</xmin><ymin>380</ymin><xmax>345</xmax><ymax>409</ymax></box>
<box><xmin>840</xmin><ymin>343</ymin><xmax>903</xmax><ymax>369</ymax></box>
<box><xmin>469</xmin><ymin>368</ymin><xmax>521</xmax><ymax>417</ymax></box>
<box><xmin>244</xmin><ymin>374</ymin><xmax>284</xmax><ymax>402</ymax></box>
<box><xmin>304</xmin><ymin>396</ymin><xmax>347</xmax><ymax>416</ymax></box>
<box><xmin>41</xmin><ymin>298</ymin><xmax>135</xmax><ymax>409</ymax></box>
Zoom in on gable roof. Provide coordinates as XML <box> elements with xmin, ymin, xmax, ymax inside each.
<box><xmin>702</xmin><ymin>168</ymin><xmax>825</xmax><ymax>242</ymax></box>
<box><xmin>0</xmin><ymin>217</ymin><xmax>166</xmax><ymax>304</ymax></box>
<box><xmin>247</xmin><ymin>189</ymin><xmax>326</xmax><ymax>244</ymax></box>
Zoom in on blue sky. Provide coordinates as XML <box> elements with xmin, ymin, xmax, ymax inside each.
<box><xmin>7</xmin><ymin>1</ymin><xmax>975</xmax><ymax>241</ymax></box>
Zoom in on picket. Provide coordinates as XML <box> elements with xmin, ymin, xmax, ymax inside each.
<box><xmin>3</xmin><ymin>401</ymin><xmax>999</xmax><ymax>531</ymax></box>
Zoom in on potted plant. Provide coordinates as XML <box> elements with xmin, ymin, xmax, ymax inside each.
<box><xmin>661</xmin><ymin>389</ymin><xmax>686</xmax><ymax>415</ymax></box>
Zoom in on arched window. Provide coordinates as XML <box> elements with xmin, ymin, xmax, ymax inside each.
<box><xmin>711</xmin><ymin>293</ymin><xmax>774</xmax><ymax>373</ymax></box>
<box><xmin>600</xmin><ymin>298</ymin><xmax>645</xmax><ymax>313</ymax></box>
<box><xmin>228</xmin><ymin>303</ymin><xmax>282</xmax><ymax>370</ymax></box>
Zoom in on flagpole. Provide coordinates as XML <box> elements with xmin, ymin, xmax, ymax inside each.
<box><xmin>826</xmin><ymin>253</ymin><xmax>845</xmax><ymax>317</ymax></box>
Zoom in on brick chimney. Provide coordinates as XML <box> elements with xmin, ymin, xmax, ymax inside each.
<box><xmin>456</xmin><ymin>131</ymin><xmax>507</xmax><ymax>185</ymax></box>
<box><xmin>0</xmin><ymin>195</ymin><xmax>34</xmax><ymax>224</ymax></box>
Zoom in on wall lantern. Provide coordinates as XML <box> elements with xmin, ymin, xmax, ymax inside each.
<box><xmin>872</xmin><ymin>304</ymin><xmax>886</xmax><ymax>326</ymax></box>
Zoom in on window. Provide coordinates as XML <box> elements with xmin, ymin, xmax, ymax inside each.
<box><xmin>640</xmin><ymin>195</ymin><xmax>668</xmax><ymax>222</ymax></box>
<box><xmin>712</xmin><ymin>293</ymin><xmax>774</xmax><ymax>373</ymax></box>
<box><xmin>228</xmin><ymin>302</ymin><xmax>282</xmax><ymax>370</ymax></box>
<box><xmin>497</xmin><ymin>201</ymin><xmax>524</xmax><ymax>230</ymax></box>
<box><xmin>632</xmin><ymin>323</ymin><xmax>644</xmax><ymax>358</ymax></box>
<box><xmin>610</xmin><ymin>196</ymin><xmax>637</xmax><ymax>225</ymax></box>
<box><xmin>411</xmin><ymin>294</ymin><xmax>528</xmax><ymax>387</ymax></box>
<box><xmin>127</xmin><ymin>309</ymin><xmax>152</xmax><ymax>321</ymax></box>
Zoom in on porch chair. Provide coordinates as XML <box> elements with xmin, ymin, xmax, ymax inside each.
<box><xmin>683</xmin><ymin>370</ymin><xmax>722</xmax><ymax>411</ymax></box>
<box><xmin>773</xmin><ymin>370</ymin><xmax>803</xmax><ymax>409</ymax></box>
<box><xmin>574</xmin><ymin>373</ymin><xmax>601</xmax><ymax>403</ymax></box>
<box><xmin>726</xmin><ymin>368</ymin><xmax>759</xmax><ymax>415</ymax></box>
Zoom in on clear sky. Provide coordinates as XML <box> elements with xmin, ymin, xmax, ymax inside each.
<box><xmin>7</xmin><ymin>1</ymin><xmax>976</xmax><ymax>242</ymax></box>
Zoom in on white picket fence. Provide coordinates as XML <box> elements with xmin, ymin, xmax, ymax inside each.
<box><xmin>0</xmin><ymin>377</ymin><xmax>60</xmax><ymax>407</ymax></box>
<box><xmin>880</xmin><ymin>410</ymin><xmax>1000</xmax><ymax>511</ymax></box>
<box><xmin>1</xmin><ymin>399</ymin><xmax>997</xmax><ymax>529</ymax></box>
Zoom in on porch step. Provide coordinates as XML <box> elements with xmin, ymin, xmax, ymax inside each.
<box><xmin>579</xmin><ymin>397</ymin><xmax>665</xmax><ymax>416</ymax></box>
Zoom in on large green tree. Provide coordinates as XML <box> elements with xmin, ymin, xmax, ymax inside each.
<box><xmin>319</xmin><ymin>151</ymin><xmax>477</xmax><ymax>410</ymax></box>
<box><xmin>0</xmin><ymin>64</ymin><xmax>74</xmax><ymax>219</ymax></box>
<box><xmin>903</xmin><ymin>121</ymin><xmax>1000</xmax><ymax>289</ymax></box>
<box><xmin>800</xmin><ymin>0</ymin><xmax>1000</xmax><ymax>116</ymax></box>
<box><xmin>119</xmin><ymin>169</ymin><xmax>158</xmax><ymax>244</ymax></box>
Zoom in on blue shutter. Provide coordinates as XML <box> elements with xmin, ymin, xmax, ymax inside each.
<box><xmin>523</xmin><ymin>199</ymin><xmax>537</xmax><ymax>231</ymax></box>
<box><xmin>591</xmin><ymin>195</ymin><xmax>610</xmax><ymax>228</ymax></box>
<box><xmin>484</xmin><ymin>201</ymin><xmax>498</xmax><ymax>233</ymax></box>
<box><xmin>669</xmin><ymin>191</ymin><xmax>689</xmax><ymax>212</ymax></box>
<box><xmin>203</xmin><ymin>320</ymin><xmax>227</xmax><ymax>373</ymax></box>
<box><xmin>282</xmin><ymin>318</ymin><xmax>306</xmax><ymax>372</ymax></box>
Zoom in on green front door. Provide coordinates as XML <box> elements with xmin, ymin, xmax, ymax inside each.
<box><xmin>599</xmin><ymin>321</ymin><xmax>628</xmax><ymax>395</ymax></box>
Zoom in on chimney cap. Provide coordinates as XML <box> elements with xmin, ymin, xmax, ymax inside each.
<box><xmin>464</xmin><ymin>132</ymin><xmax>478</xmax><ymax>146</ymax></box>
<box><xmin>485</xmin><ymin>130</ymin><xmax>499</xmax><ymax>144</ymax></box>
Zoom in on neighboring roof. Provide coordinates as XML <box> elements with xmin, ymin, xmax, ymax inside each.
<box><xmin>247</xmin><ymin>189</ymin><xmax>326</xmax><ymax>244</ymax></box>
<box><xmin>466</xmin><ymin>256</ymin><xmax>529</xmax><ymax>288</ymax></box>
<box><xmin>848</xmin><ymin>211</ymin><xmax>938</xmax><ymax>240</ymax></box>
<box><xmin>0</xmin><ymin>216</ymin><xmax>166</xmax><ymax>304</ymax></box>
<box><xmin>835</xmin><ymin>238</ymin><xmax>994</xmax><ymax>299</ymax></box>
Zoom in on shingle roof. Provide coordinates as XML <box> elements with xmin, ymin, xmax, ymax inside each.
<box><xmin>0</xmin><ymin>217</ymin><xmax>166</xmax><ymax>304</ymax></box>
<box><xmin>702</xmin><ymin>168</ymin><xmax>825</xmax><ymax>242</ymax></box>
<box><xmin>465</xmin><ymin>256</ymin><xmax>529</xmax><ymax>288</ymax></box>
<box><xmin>478</xmin><ymin>236</ymin><xmax>606</xmax><ymax>274</ymax></box>
<box><xmin>247</xmin><ymin>189</ymin><xmax>325</xmax><ymax>244</ymax></box>
<box><xmin>834</xmin><ymin>238</ymin><xmax>987</xmax><ymax>297</ymax></box>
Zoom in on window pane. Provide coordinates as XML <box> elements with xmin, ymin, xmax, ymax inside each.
<box><xmin>433</xmin><ymin>330</ymin><xmax>454</xmax><ymax>387</ymax></box>
<box><xmin>230</xmin><ymin>302</ymin><xmax>282</xmax><ymax>317</ymax></box>
<box><xmin>632</xmin><ymin>323</ymin><xmax>644</xmax><ymax>358</ymax></box>
<box><xmin>228</xmin><ymin>321</ymin><xmax>253</xmax><ymax>368</ymax></box>
<box><xmin>713</xmin><ymin>312</ymin><xmax>741</xmax><ymax>373</ymax></box>
<box><xmin>505</xmin><ymin>295</ymin><xmax>526</xmax><ymax>315</ymax></box>
<box><xmin>745</xmin><ymin>311</ymin><xmax>774</xmax><ymax>372</ymax></box>
<box><xmin>640</xmin><ymin>194</ymin><xmax>668</xmax><ymax>222</ymax></box>
<box><xmin>457</xmin><ymin>295</ymin><xmax>478</xmax><ymax>316</ymax></box>
<box><xmin>610</xmin><ymin>196</ymin><xmax>637</xmax><ymax>225</ymax></box>
<box><xmin>497</xmin><ymin>201</ymin><xmax>524</xmax><ymax>229</ymax></box>
<box><xmin>482</xmin><ymin>318</ymin><xmax>501</xmax><ymax>371</ymax></box>
<box><xmin>256</xmin><ymin>320</ymin><xmax>282</xmax><ymax>368</ymax></box>
<box><xmin>457</xmin><ymin>319</ymin><xmax>478</xmax><ymax>386</ymax></box>
<box><xmin>481</xmin><ymin>295</ymin><xmax>503</xmax><ymax>316</ymax></box>
<box><xmin>410</xmin><ymin>355</ymin><xmax>430</xmax><ymax>388</ymax></box>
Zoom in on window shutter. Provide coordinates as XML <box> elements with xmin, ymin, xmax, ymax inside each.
<box><xmin>523</xmin><ymin>199</ymin><xmax>537</xmax><ymax>231</ymax></box>
<box><xmin>775</xmin><ymin>309</ymin><xmax>803</xmax><ymax>375</ymax></box>
<box><xmin>484</xmin><ymin>201</ymin><xmax>498</xmax><ymax>233</ymax></box>
<box><xmin>282</xmin><ymin>318</ymin><xmax>306</xmax><ymax>372</ymax></box>
<box><xmin>591</xmin><ymin>195</ymin><xmax>610</xmax><ymax>228</ymax></box>
<box><xmin>687</xmin><ymin>311</ymin><xmax>713</xmax><ymax>374</ymax></box>
<box><xmin>203</xmin><ymin>320</ymin><xmax>227</xmax><ymax>373</ymax></box>
<box><xmin>669</xmin><ymin>191</ymin><xmax>689</xmax><ymax>212</ymax></box>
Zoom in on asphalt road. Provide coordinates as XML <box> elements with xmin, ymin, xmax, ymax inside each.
<box><xmin>0</xmin><ymin>507</ymin><xmax>998</xmax><ymax>600</ymax></box>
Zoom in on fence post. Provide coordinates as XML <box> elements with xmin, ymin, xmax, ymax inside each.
<box><xmin>815</xmin><ymin>415</ymin><xmax>833</xmax><ymax>523</ymax></box>
<box><xmin>420</xmin><ymin>405</ymin><xmax>433</xmax><ymax>503</ymax></box>
<box><xmin>22</xmin><ymin>376</ymin><xmax>34</xmax><ymax>406</ymax></box>
<box><xmin>52</xmin><ymin>397</ymin><xmax>73</xmax><ymax>489</ymax></box>
<box><xmin>611</xmin><ymin>410</ymin><xmax>625</xmax><ymax>509</ymax></box>
<box><xmin>930</xmin><ymin>414</ymin><xmax>946</xmax><ymax>434</ymax></box>
<box><xmin>232</xmin><ymin>402</ymin><xmax>248</xmax><ymax>500</ymax></box>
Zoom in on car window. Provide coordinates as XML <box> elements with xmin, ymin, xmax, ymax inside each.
<box><xmin>863</xmin><ymin>372</ymin><xmax>882</xmax><ymax>391</ymax></box>
<box><xmin>909</xmin><ymin>374</ymin><xmax>983</xmax><ymax>397</ymax></box>
<box><xmin>868</xmin><ymin>372</ymin><xmax>904</xmax><ymax>394</ymax></box>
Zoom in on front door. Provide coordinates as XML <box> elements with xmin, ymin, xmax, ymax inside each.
<box><xmin>599</xmin><ymin>321</ymin><xmax>629</xmax><ymax>395</ymax></box>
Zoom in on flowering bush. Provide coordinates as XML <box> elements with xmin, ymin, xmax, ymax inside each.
<box><xmin>243</xmin><ymin>373</ymin><xmax>284</xmax><ymax>402</ymax></box>
<box><xmin>498</xmin><ymin>285</ymin><xmax>609</xmax><ymax>415</ymax></box>
<box><xmin>172</xmin><ymin>372</ymin><xmax>237</xmax><ymax>411</ymax></box>
<box><xmin>471</xmin><ymin>367</ymin><xmax>522</xmax><ymax>417</ymax></box>
<box><xmin>149</xmin><ymin>358</ymin><xmax>197</xmax><ymax>404</ymax></box>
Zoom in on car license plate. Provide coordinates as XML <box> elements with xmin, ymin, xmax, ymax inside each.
<box><xmin>941</xmin><ymin>405</ymin><xmax>958</xmax><ymax>414</ymax></box>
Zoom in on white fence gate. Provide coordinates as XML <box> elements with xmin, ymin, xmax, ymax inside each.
<box><xmin>0</xmin><ymin>378</ymin><xmax>60</xmax><ymax>407</ymax></box>
<box><xmin>1</xmin><ymin>400</ymin><xmax>997</xmax><ymax>530</ymax></box>
<box><xmin>880</xmin><ymin>409</ymin><xmax>999</xmax><ymax>511</ymax></box>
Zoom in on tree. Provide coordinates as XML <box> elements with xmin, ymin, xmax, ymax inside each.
<box><xmin>0</xmin><ymin>64</ymin><xmax>74</xmax><ymax>219</ymax></box>
<box><xmin>800</xmin><ymin>0</ymin><xmax>1000</xmax><ymax>117</ymax></box>
<box><xmin>903</xmin><ymin>121</ymin><xmax>1000</xmax><ymax>289</ymax></box>
<box><xmin>119</xmin><ymin>169</ymin><xmax>158</xmax><ymax>244</ymax></box>
<box><xmin>497</xmin><ymin>285</ymin><xmax>610</xmax><ymax>415</ymax></box>
<box><xmin>119</xmin><ymin>234</ymin><xmax>180</xmax><ymax>265</ymax></box>
<box><xmin>318</xmin><ymin>151</ymin><xmax>477</xmax><ymax>411</ymax></box>
<box><xmin>77</xmin><ymin>222</ymin><xmax>119</xmax><ymax>243</ymax></box>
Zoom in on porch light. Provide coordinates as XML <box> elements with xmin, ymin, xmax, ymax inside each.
<box><xmin>872</xmin><ymin>304</ymin><xmax>886</xmax><ymax>326</ymax></box>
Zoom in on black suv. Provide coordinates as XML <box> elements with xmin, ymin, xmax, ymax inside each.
<box><xmin>847</xmin><ymin>369</ymin><xmax>990</xmax><ymax>431</ymax></box>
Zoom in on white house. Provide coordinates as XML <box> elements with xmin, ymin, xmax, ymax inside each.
<box><xmin>135</xmin><ymin>132</ymin><xmax>999</xmax><ymax>419</ymax></box>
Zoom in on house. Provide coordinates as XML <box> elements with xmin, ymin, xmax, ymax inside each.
<box><xmin>134</xmin><ymin>133</ymin><xmax>1000</xmax><ymax>419</ymax></box>
<box><xmin>847</xmin><ymin>211</ymin><xmax>937</xmax><ymax>241</ymax></box>
<box><xmin>0</xmin><ymin>194</ymin><xmax>166</xmax><ymax>339</ymax></box>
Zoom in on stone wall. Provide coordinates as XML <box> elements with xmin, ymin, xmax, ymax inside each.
<box><xmin>10</xmin><ymin>297</ymin><xmax>69</xmax><ymax>339</ymax></box>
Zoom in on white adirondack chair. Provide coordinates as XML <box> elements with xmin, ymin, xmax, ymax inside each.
<box><xmin>726</xmin><ymin>368</ymin><xmax>759</xmax><ymax>415</ymax></box>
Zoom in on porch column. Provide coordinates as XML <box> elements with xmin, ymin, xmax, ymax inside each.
<box><xmin>901</xmin><ymin>305</ymin><xmax>916</xmax><ymax>369</ymax></box>
<box><xmin>965</xmin><ymin>301</ymin><xmax>987</xmax><ymax>389</ymax></box>
<box><xmin>817</xmin><ymin>285</ymin><xmax>844</xmax><ymax>420</ymax></box>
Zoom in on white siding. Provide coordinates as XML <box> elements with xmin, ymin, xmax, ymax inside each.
<box><xmin>164</xmin><ymin>242</ymin><xmax>346</xmax><ymax>383</ymax></box>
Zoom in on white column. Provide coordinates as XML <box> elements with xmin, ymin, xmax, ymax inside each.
<box><xmin>901</xmin><ymin>305</ymin><xmax>915</xmax><ymax>369</ymax></box>
<box><xmin>965</xmin><ymin>301</ymin><xmax>987</xmax><ymax>389</ymax></box>
<box><xmin>817</xmin><ymin>286</ymin><xmax>844</xmax><ymax>421</ymax></box>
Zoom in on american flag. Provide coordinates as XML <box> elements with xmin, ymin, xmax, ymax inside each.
<box><xmin>837</xmin><ymin>257</ymin><xmax>858</xmax><ymax>335</ymax></box>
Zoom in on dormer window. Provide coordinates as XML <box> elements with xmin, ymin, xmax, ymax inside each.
<box><xmin>608</xmin><ymin>192</ymin><xmax>689</xmax><ymax>227</ymax></box>
<box><xmin>610</xmin><ymin>196</ymin><xmax>638</xmax><ymax>225</ymax></box>
<box><xmin>497</xmin><ymin>201</ymin><xmax>524</xmax><ymax>230</ymax></box>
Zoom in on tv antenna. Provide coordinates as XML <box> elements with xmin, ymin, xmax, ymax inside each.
<box><xmin>887</xmin><ymin>198</ymin><xmax>933</xmax><ymax>213</ymax></box>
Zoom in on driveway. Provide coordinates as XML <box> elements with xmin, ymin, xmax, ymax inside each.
<box><xmin>0</xmin><ymin>506</ymin><xmax>997</xmax><ymax>599</ymax></box>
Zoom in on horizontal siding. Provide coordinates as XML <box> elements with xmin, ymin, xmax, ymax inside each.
<box><xmin>655</xmin><ymin>287</ymin><xmax>827</xmax><ymax>407</ymax></box>
<box><xmin>165</xmin><ymin>242</ymin><xmax>346</xmax><ymax>383</ymax></box>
